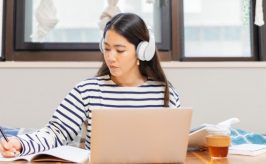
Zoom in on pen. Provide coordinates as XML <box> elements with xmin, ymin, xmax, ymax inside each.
<box><xmin>0</xmin><ymin>127</ymin><xmax>9</xmax><ymax>142</ymax></box>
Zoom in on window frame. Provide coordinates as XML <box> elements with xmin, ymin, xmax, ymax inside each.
<box><xmin>15</xmin><ymin>0</ymin><xmax>172</xmax><ymax>51</ymax></box>
<box><xmin>0</xmin><ymin>0</ymin><xmax>4</xmax><ymax>61</ymax></box>
<box><xmin>257</xmin><ymin>0</ymin><xmax>266</xmax><ymax>61</ymax></box>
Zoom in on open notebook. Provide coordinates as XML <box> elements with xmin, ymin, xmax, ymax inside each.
<box><xmin>0</xmin><ymin>145</ymin><xmax>90</xmax><ymax>163</ymax></box>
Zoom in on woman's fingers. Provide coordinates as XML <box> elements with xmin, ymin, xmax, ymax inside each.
<box><xmin>2</xmin><ymin>150</ymin><xmax>17</xmax><ymax>158</ymax></box>
<box><xmin>0</xmin><ymin>142</ymin><xmax>15</xmax><ymax>158</ymax></box>
<box><xmin>7</xmin><ymin>137</ymin><xmax>21</xmax><ymax>150</ymax></box>
<box><xmin>0</xmin><ymin>142</ymin><xmax>3</xmax><ymax>153</ymax></box>
<box><xmin>0</xmin><ymin>139</ymin><xmax>7</xmax><ymax>153</ymax></box>
<box><xmin>0</xmin><ymin>137</ymin><xmax>21</xmax><ymax>158</ymax></box>
<box><xmin>0</xmin><ymin>147</ymin><xmax>18</xmax><ymax>158</ymax></box>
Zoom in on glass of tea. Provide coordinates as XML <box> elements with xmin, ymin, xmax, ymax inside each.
<box><xmin>206</xmin><ymin>134</ymin><xmax>231</xmax><ymax>159</ymax></box>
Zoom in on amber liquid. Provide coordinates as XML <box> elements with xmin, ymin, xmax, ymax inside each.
<box><xmin>206</xmin><ymin>135</ymin><xmax>230</xmax><ymax>158</ymax></box>
<box><xmin>208</xmin><ymin>146</ymin><xmax>229</xmax><ymax>158</ymax></box>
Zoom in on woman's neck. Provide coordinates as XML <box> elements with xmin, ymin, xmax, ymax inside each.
<box><xmin>111</xmin><ymin>74</ymin><xmax>146</xmax><ymax>87</ymax></box>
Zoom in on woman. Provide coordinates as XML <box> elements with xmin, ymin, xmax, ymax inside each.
<box><xmin>0</xmin><ymin>13</ymin><xmax>180</xmax><ymax>157</ymax></box>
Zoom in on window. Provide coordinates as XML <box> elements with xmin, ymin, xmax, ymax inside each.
<box><xmin>18</xmin><ymin>0</ymin><xmax>170</xmax><ymax>49</ymax></box>
<box><xmin>3</xmin><ymin>0</ymin><xmax>266</xmax><ymax>61</ymax></box>
<box><xmin>181</xmin><ymin>0</ymin><xmax>260</xmax><ymax>61</ymax></box>
<box><xmin>184</xmin><ymin>0</ymin><xmax>252</xmax><ymax>58</ymax></box>
<box><xmin>4</xmin><ymin>0</ymin><xmax>171</xmax><ymax>61</ymax></box>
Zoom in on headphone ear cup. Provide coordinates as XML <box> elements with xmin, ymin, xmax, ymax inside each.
<box><xmin>136</xmin><ymin>41</ymin><xmax>149</xmax><ymax>61</ymax></box>
<box><xmin>136</xmin><ymin>29</ymin><xmax>156</xmax><ymax>61</ymax></box>
<box><xmin>99</xmin><ymin>38</ymin><xmax>104</xmax><ymax>54</ymax></box>
<box><xmin>144</xmin><ymin>30</ymin><xmax>156</xmax><ymax>61</ymax></box>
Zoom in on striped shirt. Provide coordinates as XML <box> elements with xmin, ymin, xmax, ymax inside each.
<box><xmin>17</xmin><ymin>75</ymin><xmax>180</xmax><ymax>156</ymax></box>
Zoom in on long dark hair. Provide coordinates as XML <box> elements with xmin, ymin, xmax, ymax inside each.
<box><xmin>97</xmin><ymin>13</ymin><xmax>169</xmax><ymax>107</ymax></box>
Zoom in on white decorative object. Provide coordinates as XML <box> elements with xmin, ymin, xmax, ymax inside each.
<box><xmin>255</xmin><ymin>0</ymin><xmax>264</xmax><ymax>26</ymax></box>
<box><xmin>31</xmin><ymin>0</ymin><xmax>59</xmax><ymax>42</ymax></box>
<box><xmin>98</xmin><ymin>0</ymin><xmax>121</xmax><ymax>31</ymax></box>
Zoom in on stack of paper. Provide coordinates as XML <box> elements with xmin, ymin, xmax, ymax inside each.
<box><xmin>229</xmin><ymin>144</ymin><xmax>266</xmax><ymax>156</ymax></box>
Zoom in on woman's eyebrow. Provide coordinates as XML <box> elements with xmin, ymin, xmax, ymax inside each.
<box><xmin>104</xmin><ymin>42</ymin><xmax>126</xmax><ymax>48</ymax></box>
<box><xmin>114</xmin><ymin>45</ymin><xmax>126</xmax><ymax>48</ymax></box>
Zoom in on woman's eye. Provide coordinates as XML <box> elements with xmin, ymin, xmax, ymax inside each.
<box><xmin>117</xmin><ymin>50</ymin><xmax>125</xmax><ymax>53</ymax></box>
<box><xmin>104</xmin><ymin>48</ymin><xmax>111</xmax><ymax>52</ymax></box>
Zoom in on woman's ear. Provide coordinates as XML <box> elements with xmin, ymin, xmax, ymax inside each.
<box><xmin>137</xmin><ymin>59</ymin><xmax>140</xmax><ymax>66</ymax></box>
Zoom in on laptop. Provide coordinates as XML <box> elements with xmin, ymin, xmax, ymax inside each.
<box><xmin>90</xmin><ymin>108</ymin><xmax>192</xmax><ymax>163</ymax></box>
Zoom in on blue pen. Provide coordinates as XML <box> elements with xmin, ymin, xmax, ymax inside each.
<box><xmin>0</xmin><ymin>127</ymin><xmax>9</xmax><ymax>142</ymax></box>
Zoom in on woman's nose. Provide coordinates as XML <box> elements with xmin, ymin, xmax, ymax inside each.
<box><xmin>106</xmin><ymin>50</ymin><xmax>117</xmax><ymax>61</ymax></box>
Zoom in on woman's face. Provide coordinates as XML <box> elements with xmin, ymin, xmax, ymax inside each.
<box><xmin>103</xmin><ymin>29</ymin><xmax>140</xmax><ymax>79</ymax></box>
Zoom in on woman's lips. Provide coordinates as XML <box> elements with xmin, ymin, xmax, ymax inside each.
<box><xmin>110</xmin><ymin>65</ymin><xmax>119</xmax><ymax>69</ymax></box>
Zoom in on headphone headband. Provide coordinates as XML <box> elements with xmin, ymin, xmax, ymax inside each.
<box><xmin>99</xmin><ymin>15</ymin><xmax>156</xmax><ymax>61</ymax></box>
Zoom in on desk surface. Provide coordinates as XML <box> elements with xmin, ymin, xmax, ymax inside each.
<box><xmin>186</xmin><ymin>151</ymin><xmax>266</xmax><ymax>164</ymax></box>
<box><xmin>2</xmin><ymin>151</ymin><xmax>266</xmax><ymax>164</ymax></box>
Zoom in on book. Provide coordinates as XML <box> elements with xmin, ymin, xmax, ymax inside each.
<box><xmin>188</xmin><ymin>125</ymin><xmax>208</xmax><ymax>147</ymax></box>
<box><xmin>229</xmin><ymin>144</ymin><xmax>266</xmax><ymax>156</ymax></box>
<box><xmin>0</xmin><ymin>145</ymin><xmax>90</xmax><ymax>163</ymax></box>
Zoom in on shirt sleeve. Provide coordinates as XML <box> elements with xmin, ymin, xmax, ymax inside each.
<box><xmin>168</xmin><ymin>82</ymin><xmax>181</xmax><ymax>108</ymax></box>
<box><xmin>17</xmin><ymin>86</ymin><xmax>88</xmax><ymax>156</ymax></box>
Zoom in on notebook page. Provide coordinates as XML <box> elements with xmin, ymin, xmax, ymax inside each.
<box><xmin>31</xmin><ymin>146</ymin><xmax>90</xmax><ymax>163</ymax></box>
<box><xmin>0</xmin><ymin>153</ymin><xmax>33</xmax><ymax>161</ymax></box>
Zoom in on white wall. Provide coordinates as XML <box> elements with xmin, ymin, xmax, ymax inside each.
<box><xmin>1</xmin><ymin>62</ymin><xmax>266</xmax><ymax>134</ymax></box>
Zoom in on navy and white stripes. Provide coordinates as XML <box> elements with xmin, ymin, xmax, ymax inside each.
<box><xmin>17</xmin><ymin>75</ymin><xmax>180</xmax><ymax>155</ymax></box>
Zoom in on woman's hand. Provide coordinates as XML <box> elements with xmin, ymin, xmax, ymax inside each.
<box><xmin>0</xmin><ymin>137</ymin><xmax>22</xmax><ymax>158</ymax></box>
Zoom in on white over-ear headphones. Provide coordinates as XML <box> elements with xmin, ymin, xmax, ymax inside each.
<box><xmin>99</xmin><ymin>27</ymin><xmax>156</xmax><ymax>61</ymax></box>
<box><xmin>136</xmin><ymin>27</ymin><xmax>156</xmax><ymax>61</ymax></box>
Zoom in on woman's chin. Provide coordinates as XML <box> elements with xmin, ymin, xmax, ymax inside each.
<box><xmin>110</xmin><ymin>71</ymin><xmax>122</xmax><ymax>77</ymax></box>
